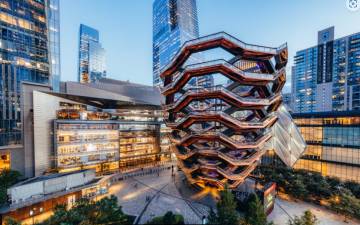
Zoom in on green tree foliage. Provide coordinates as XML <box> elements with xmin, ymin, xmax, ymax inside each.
<box><xmin>245</xmin><ymin>194</ymin><xmax>272</xmax><ymax>225</ymax></box>
<box><xmin>207</xmin><ymin>186</ymin><xmax>240</xmax><ymax>225</ymax></box>
<box><xmin>3</xmin><ymin>217</ymin><xmax>21</xmax><ymax>225</ymax></box>
<box><xmin>146</xmin><ymin>211</ymin><xmax>184</xmax><ymax>225</ymax></box>
<box><xmin>329</xmin><ymin>189</ymin><xmax>360</xmax><ymax>221</ymax></box>
<box><xmin>344</xmin><ymin>180</ymin><xmax>360</xmax><ymax>199</ymax></box>
<box><xmin>37</xmin><ymin>195</ymin><xmax>129</xmax><ymax>225</ymax></box>
<box><xmin>288</xmin><ymin>210</ymin><xmax>318</xmax><ymax>225</ymax></box>
<box><xmin>288</xmin><ymin>176</ymin><xmax>308</xmax><ymax>199</ymax></box>
<box><xmin>217</xmin><ymin>186</ymin><xmax>241</xmax><ymax>225</ymax></box>
<box><xmin>0</xmin><ymin>170</ymin><xmax>21</xmax><ymax>206</ymax></box>
<box><xmin>258</xmin><ymin>165</ymin><xmax>360</xmax><ymax>220</ymax></box>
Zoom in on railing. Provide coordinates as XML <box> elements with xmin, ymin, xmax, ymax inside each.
<box><xmin>161</xmin><ymin>32</ymin><xmax>287</xmax><ymax>75</ymax></box>
<box><xmin>162</xmin><ymin>59</ymin><xmax>275</xmax><ymax>93</ymax></box>
<box><xmin>169</xmin><ymin>111</ymin><xmax>277</xmax><ymax>129</ymax></box>
<box><xmin>163</xmin><ymin>86</ymin><xmax>282</xmax><ymax>111</ymax></box>
<box><xmin>216</xmin><ymin>161</ymin><xmax>258</xmax><ymax>180</ymax></box>
<box><xmin>57</xmin><ymin>148</ymin><xmax>119</xmax><ymax>157</ymax></box>
<box><xmin>172</xmin><ymin>130</ymin><xmax>272</xmax><ymax>149</ymax></box>
<box><xmin>177</xmin><ymin>160</ymin><xmax>200</xmax><ymax>173</ymax></box>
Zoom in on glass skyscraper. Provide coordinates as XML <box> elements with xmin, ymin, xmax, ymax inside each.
<box><xmin>78</xmin><ymin>24</ymin><xmax>106</xmax><ymax>83</ymax></box>
<box><xmin>47</xmin><ymin>0</ymin><xmax>61</xmax><ymax>92</ymax></box>
<box><xmin>293</xmin><ymin>27</ymin><xmax>360</xmax><ymax>113</ymax></box>
<box><xmin>153</xmin><ymin>0</ymin><xmax>205</xmax><ymax>87</ymax></box>
<box><xmin>0</xmin><ymin>0</ymin><xmax>54</xmax><ymax>146</ymax></box>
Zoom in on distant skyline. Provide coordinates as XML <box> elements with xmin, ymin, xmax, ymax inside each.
<box><xmin>61</xmin><ymin>0</ymin><xmax>360</xmax><ymax>91</ymax></box>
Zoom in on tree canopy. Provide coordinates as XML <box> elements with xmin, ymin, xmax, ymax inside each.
<box><xmin>146</xmin><ymin>211</ymin><xmax>184</xmax><ymax>225</ymax></box>
<box><xmin>37</xmin><ymin>195</ymin><xmax>130</xmax><ymax>225</ymax></box>
<box><xmin>0</xmin><ymin>170</ymin><xmax>21</xmax><ymax>206</ymax></box>
<box><xmin>208</xmin><ymin>185</ymin><xmax>241</xmax><ymax>225</ymax></box>
<box><xmin>245</xmin><ymin>194</ymin><xmax>271</xmax><ymax>225</ymax></box>
<box><xmin>288</xmin><ymin>210</ymin><xmax>318</xmax><ymax>225</ymax></box>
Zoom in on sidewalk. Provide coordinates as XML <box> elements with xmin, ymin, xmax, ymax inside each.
<box><xmin>269</xmin><ymin>198</ymin><xmax>360</xmax><ymax>225</ymax></box>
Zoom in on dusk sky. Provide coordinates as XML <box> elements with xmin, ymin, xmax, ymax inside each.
<box><xmin>60</xmin><ymin>0</ymin><xmax>360</xmax><ymax>91</ymax></box>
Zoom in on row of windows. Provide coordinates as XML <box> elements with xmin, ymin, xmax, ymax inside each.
<box><xmin>294</xmin><ymin>116</ymin><xmax>360</xmax><ymax>125</ymax></box>
<box><xmin>302</xmin><ymin>144</ymin><xmax>360</xmax><ymax>165</ymax></box>
<box><xmin>294</xmin><ymin>159</ymin><xmax>360</xmax><ymax>183</ymax></box>
<box><xmin>299</xmin><ymin>126</ymin><xmax>360</xmax><ymax>146</ymax></box>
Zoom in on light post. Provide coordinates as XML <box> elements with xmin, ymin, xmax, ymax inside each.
<box><xmin>29</xmin><ymin>207</ymin><xmax>36</xmax><ymax>225</ymax></box>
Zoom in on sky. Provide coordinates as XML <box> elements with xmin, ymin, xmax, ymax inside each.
<box><xmin>60</xmin><ymin>0</ymin><xmax>360</xmax><ymax>92</ymax></box>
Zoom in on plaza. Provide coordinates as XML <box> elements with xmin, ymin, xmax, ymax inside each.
<box><xmin>107</xmin><ymin>165</ymin><xmax>360</xmax><ymax>225</ymax></box>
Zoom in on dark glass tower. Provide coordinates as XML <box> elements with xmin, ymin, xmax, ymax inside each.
<box><xmin>78</xmin><ymin>24</ymin><xmax>106</xmax><ymax>83</ymax></box>
<box><xmin>152</xmin><ymin>0</ymin><xmax>201</xmax><ymax>87</ymax></box>
<box><xmin>0</xmin><ymin>0</ymin><xmax>51</xmax><ymax>146</ymax></box>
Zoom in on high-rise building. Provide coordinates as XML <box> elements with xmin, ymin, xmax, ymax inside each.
<box><xmin>153</xmin><ymin>0</ymin><xmax>204</xmax><ymax>87</ymax></box>
<box><xmin>293</xmin><ymin>26</ymin><xmax>360</xmax><ymax>113</ymax></box>
<box><xmin>78</xmin><ymin>24</ymin><xmax>106</xmax><ymax>83</ymax></box>
<box><xmin>0</xmin><ymin>0</ymin><xmax>54</xmax><ymax>147</ymax></box>
<box><xmin>282</xmin><ymin>92</ymin><xmax>293</xmax><ymax>112</ymax></box>
<box><xmin>47</xmin><ymin>0</ymin><xmax>61</xmax><ymax>92</ymax></box>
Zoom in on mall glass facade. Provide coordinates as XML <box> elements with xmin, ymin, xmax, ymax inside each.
<box><xmin>0</xmin><ymin>0</ymin><xmax>51</xmax><ymax>146</ymax></box>
<box><xmin>293</xmin><ymin>27</ymin><xmax>360</xmax><ymax>113</ymax></box>
<box><xmin>293</xmin><ymin>111</ymin><xmax>360</xmax><ymax>182</ymax></box>
<box><xmin>153</xmin><ymin>0</ymin><xmax>210</xmax><ymax>87</ymax></box>
<box><xmin>54</xmin><ymin>106</ymin><xmax>166</xmax><ymax>174</ymax></box>
<box><xmin>78</xmin><ymin>24</ymin><xmax>106</xmax><ymax>83</ymax></box>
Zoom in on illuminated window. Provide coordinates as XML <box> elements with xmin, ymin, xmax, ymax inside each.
<box><xmin>0</xmin><ymin>153</ymin><xmax>10</xmax><ymax>171</ymax></box>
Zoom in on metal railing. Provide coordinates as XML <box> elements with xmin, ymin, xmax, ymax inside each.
<box><xmin>162</xmin><ymin>59</ymin><xmax>276</xmax><ymax>93</ymax></box>
<box><xmin>162</xmin><ymin>32</ymin><xmax>287</xmax><ymax>75</ymax></box>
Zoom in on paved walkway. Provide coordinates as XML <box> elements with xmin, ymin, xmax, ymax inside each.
<box><xmin>108</xmin><ymin>168</ymin><xmax>360</xmax><ymax>225</ymax></box>
<box><xmin>269</xmin><ymin>198</ymin><xmax>360</xmax><ymax>225</ymax></box>
<box><xmin>109</xmin><ymin>169</ymin><xmax>202</xmax><ymax>224</ymax></box>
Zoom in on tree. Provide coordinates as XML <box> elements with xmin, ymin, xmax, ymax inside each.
<box><xmin>344</xmin><ymin>181</ymin><xmax>360</xmax><ymax>199</ymax></box>
<box><xmin>289</xmin><ymin>177</ymin><xmax>309</xmax><ymax>200</ymax></box>
<box><xmin>215</xmin><ymin>186</ymin><xmax>241</xmax><ymax>225</ymax></box>
<box><xmin>329</xmin><ymin>189</ymin><xmax>360</xmax><ymax>221</ymax></box>
<box><xmin>288</xmin><ymin>210</ymin><xmax>318</xmax><ymax>225</ymax></box>
<box><xmin>3</xmin><ymin>217</ymin><xmax>21</xmax><ymax>225</ymax></box>
<box><xmin>0</xmin><ymin>170</ymin><xmax>21</xmax><ymax>206</ymax></box>
<box><xmin>146</xmin><ymin>211</ymin><xmax>184</xmax><ymax>225</ymax></box>
<box><xmin>37</xmin><ymin>195</ymin><xmax>129</xmax><ymax>225</ymax></box>
<box><xmin>245</xmin><ymin>194</ymin><xmax>271</xmax><ymax>225</ymax></box>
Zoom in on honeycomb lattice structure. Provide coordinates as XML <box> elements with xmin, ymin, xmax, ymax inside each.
<box><xmin>161</xmin><ymin>32</ymin><xmax>288</xmax><ymax>189</ymax></box>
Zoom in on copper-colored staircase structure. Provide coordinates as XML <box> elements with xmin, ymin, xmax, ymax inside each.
<box><xmin>161</xmin><ymin>32</ymin><xmax>288</xmax><ymax>189</ymax></box>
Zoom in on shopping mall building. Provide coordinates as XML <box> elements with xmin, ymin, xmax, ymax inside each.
<box><xmin>292</xmin><ymin>111</ymin><xmax>360</xmax><ymax>182</ymax></box>
<box><xmin>0</xmin><ymin>78</ymin><xmax>171</xmax><ymax>178</ymax></box>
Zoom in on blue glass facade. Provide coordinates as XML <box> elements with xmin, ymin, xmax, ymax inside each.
<box><xmin>152</xmin><ymin>0</ymin><xmax>200</xmax><ymax>87</ymax></box>
<box><xmin>47</xmin><ymin>0</ymin><xmax>61</xmax><ymax>92</ymax></box>
<box><xmin>348</xmin><ymin>34</ymin><xmax>360</xmax><ymax>109</ymax></box>
<box><xmin>293</xmin><ymin>48</ymin><xmax>317</xmax><ymax>112</ymax></box>
<box><xmin>293</xmin><ymin>27</ymin><xmax>360</xmax><ymax>113</ymax></box>
<box><xmin>0</xmin><ymin>0</ymin><xmax>50</xmax><ymax>146</ymax></box>
<box><xmin>78</xmin><ymin>24</ymin><xmax>106</xmax><ymax>83</ymax></box>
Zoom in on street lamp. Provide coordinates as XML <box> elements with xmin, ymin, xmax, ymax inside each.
<box><xmin>29</xmin><ymin>208</ymin><xmax>35</xmax><ymax>225</ymax></box>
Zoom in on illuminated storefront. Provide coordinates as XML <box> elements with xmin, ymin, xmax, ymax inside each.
<box><xmin>55</xmin><ymin>119</ymin><xmax>162</xmax><ymax>173</ymax></box>
<box><xmin>292</xmin><ymin>111</ymin><xmax>360</xmax><ymax>182</ymax></box>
